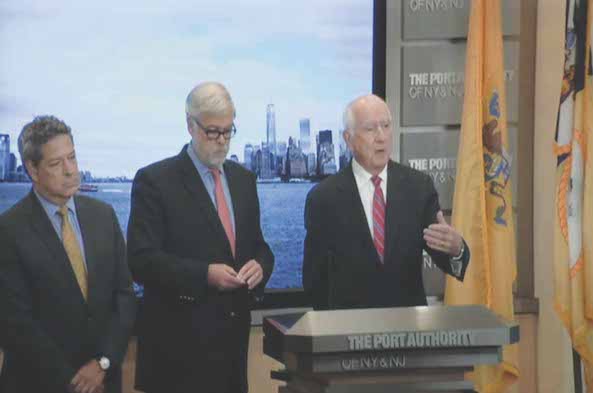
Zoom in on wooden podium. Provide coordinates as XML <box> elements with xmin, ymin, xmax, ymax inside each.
<box><xmin>263</xmin><ymin>305</ymin><xmax>519</xmax><ymax>393</ymax></box>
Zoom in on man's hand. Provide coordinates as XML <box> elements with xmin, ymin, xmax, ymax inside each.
<box><xmin>208</xmin><ymin>264</ymin><xmax>245</xmax><ymax>290</ymax></box>
<box><xmin>69</xmin><ymin>359</ymin><xmax>105</xmax><ymax>393</ymax></box>
<box><xmin>237</xmin><ymin>259</ymin><xmax>264</xmax><ymax>290</ymax></box>
<box><xmin>423</xmin><ymin>211</ymin><xmax>463</xmax><ymax>256</ymax></box>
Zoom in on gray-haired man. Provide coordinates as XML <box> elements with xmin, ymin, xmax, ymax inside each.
<box><xmin>128</xmin><ymin>82</ymin><xmax>274</xmax><ymax>393</ymax></box>
<box><xmin>303</xmin><ymin>94</ymin><xmax>470</xmax><ymax>310</ymax></box>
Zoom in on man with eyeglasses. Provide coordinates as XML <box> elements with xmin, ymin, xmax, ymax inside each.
<box><xmin>127</xmin><ymin>82</ymin><xmax>274</xmax><ymax>393</ymax></box>
<box><xmin>302</xmin><ymin>94</ymin><xmax>470</xmax><ymax>311</ymax></box>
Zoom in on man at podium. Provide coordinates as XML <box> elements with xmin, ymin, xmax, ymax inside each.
<box><xmin>302</xmin><ymin>94</ymin><xmax>471</xmax><ymax>310</ymax></box>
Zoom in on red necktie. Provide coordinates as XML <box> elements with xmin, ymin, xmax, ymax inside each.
<box><xmin>210</xmin><ymin>169</ymin><xmax>236</xmax><ymax>257</ymax></box>
<box><xmin>371</xmin><ymin>175</ymin><xmax>385</xmax><ymax>263</ymax></box>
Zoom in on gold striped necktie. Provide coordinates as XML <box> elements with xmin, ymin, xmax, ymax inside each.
<box><xmin>57</xmin><ymin>205</ymin><xmax>88</xmax><ymax>300</ymax></box>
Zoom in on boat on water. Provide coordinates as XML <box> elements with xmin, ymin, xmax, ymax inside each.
<box><xmin>288</xmin><ymin>178</ymin><xmax>310</xmax><ymax>183</ymax></box>
<box><xmin>78</xmin><ymin>183</ymin><xmax>99</xmax><ymax>192</ymax></box>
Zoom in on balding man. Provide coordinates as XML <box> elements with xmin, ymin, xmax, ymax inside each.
<box><xmin>127</xmin><ymin>82</ymin><xmax>274</xmax><ymax>393</ymax></box>
<box><xmin>302</xmin><ymin>94</ymin><xmax>470</xmax><ymax>310</ymax></box>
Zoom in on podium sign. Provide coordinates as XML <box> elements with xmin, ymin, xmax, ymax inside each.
<box><xmin>264</xmin><ymin>305</ymin><xmax>519</xmax><ymax>393</ymax></box>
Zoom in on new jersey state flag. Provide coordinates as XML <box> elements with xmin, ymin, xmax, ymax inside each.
<box><xmin>554</xmin><ymin>0</ymin><xmax>593</xmax><ymax>391</ymax></box>
<box><xmin>444</xmin><ymin>0</ymin><xmax>519</xmax><ymax>392</ymax></box>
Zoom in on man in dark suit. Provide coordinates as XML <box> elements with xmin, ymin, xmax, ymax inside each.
<box><xmin>303</xmin><ymin>94</ymin><xmax>470</xmax><ymax>310</ymax></box>
<box><xmin>127</xmin><ymin>82</ymin><xmax>274</xmax><ymax>393</ymax></box>
<box><xmin>0</xmin><ymin>115</ymin><xmax>136</xmax><ymax>393</ymax></box>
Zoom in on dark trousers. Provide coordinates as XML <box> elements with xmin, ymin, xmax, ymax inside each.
<box><xmin>141</xmin><ymin>317</ymin><xmax>251</xmax><ymax>393</ymax></box>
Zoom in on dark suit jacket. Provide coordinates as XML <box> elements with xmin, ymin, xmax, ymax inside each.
<box><xmin>0</xmin><ymin>191</ymin><xmax>137</xmax><ymax>393</ymax></box>
<box><xmin>127</xmin><ymin>147</ymin><xmax>274</xmax><ymax>393</ymax></box>
<box><xmin>303</xmin><ymin>160</ymin><xmax>469</xmax><ymax>310</ymax></box>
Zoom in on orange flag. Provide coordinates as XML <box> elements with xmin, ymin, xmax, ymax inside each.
<box><xmin>444</xmin><ymin>0</ymin><xmax>519</xmax><ymax>391</ymax></box>
<box><xmin>553</xmin><ymin>0</ymin><xmax>593</xmax><ymax>390</ymax></box>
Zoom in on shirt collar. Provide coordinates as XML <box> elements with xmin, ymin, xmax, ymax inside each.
<box><xmin>351</xmin><ymin>158</ymin><xmax>387</xmax><ymax>186</ymax></box>
<box><xmin>186</xmin><ymin>142</ymin><xmax>226</xmax><ymax>177</ymax></box>
<box><xmin>33</xmin><ymin>188</ymin><xmax>76</xmax><ymax>217</ymax></box>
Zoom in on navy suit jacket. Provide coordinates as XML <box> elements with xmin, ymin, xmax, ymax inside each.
<box><xmin>127</xmin><ymin>147</ymin><xmax>274</xmax><ymax>393</ymax></box>
<box><xmin>303</xmin><ymin>160</ymin><xmax>470</xmax><ymax>310</ymax></box>
<box><xmin>0</xmin><ymin>191</ymin><xmax>136</xmax><ymax>393</ymax></box>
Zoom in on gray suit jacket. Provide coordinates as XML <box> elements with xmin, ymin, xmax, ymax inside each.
<box><xmin>0</xmin><ymin>191</ymin><xmax>136</xmax><ymax>393</ymax></box>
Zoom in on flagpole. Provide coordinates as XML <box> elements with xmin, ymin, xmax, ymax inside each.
<box><xmin>574</xmin><ymin>349</ymin><xmax>584</xmax><ymax>393</ymax></box>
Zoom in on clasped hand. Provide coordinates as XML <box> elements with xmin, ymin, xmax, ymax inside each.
<box><xmin>207</xmin><ymin>260</ymin><xmax>263</xmax><ymax>290</ymax></box>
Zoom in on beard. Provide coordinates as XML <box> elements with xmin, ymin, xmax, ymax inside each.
<box><xmin>206</xmin><ymin>147</ymin><xmax>229</xmax><ymax>168</ymax></box>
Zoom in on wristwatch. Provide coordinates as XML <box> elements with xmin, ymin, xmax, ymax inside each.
<box><xmin>97</xmin><ymin>356</ymin><xmax>110</xmax><ymax>371</ymax></box>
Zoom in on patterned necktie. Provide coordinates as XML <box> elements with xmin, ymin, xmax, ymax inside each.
<box><xmin>57</xmin><ymin>206</ymin><xmax>88</xmax><ymax>300</ymax></box>
<box><xmin>371</xmin><ymin>175</ymin><xmax>385</xmax><ymax>263</ymax></box>
<box><xmin>210</xmin><ymin>168</ymin><xmax>236</xmax><ymax>257</ymax></box>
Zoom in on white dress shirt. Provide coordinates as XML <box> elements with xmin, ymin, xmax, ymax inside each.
<box><xmin>350</xmin><ymin>158</ymin><xmax>463</xmax><ymax>276</ymax></box>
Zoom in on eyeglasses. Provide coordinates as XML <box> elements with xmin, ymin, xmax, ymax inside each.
<box><xmin>192</xmin><ymin>117</ymin><xmax>237</xmax><ymax>140</ymax></box>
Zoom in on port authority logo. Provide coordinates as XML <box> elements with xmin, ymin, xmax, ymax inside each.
<box><xmin>341</xmin><ymin>354</ymin><xmax>406</xmax><ymax>371</ymax></box>
<box><xmin>407</xmin><ymin>70</ymin><xmax>514</xmax><ymax>101</ymax></box>
<box><xmin>408</xmin><ymin>0</ymin><xmax>465</xmax><ymax>13</ymax></box>
<box><xmin>347</xmin><ymin>330</ymin><xmax>475</xmax><ymax>351</ymax></box>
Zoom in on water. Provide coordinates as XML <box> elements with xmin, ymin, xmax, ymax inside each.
<box><xmin>258</xmin><ymin>182</ymin><xmax>314</xmax><ymax>288</ymax></box>
<box><xmin>0</xmin><ymin>182</ymin><xmax>314</xmax><ymax>289</ymax></box>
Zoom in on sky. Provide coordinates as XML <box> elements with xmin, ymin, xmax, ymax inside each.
<box><xmin>0</xmin><ymin>0</ymin><xmax>373</xmax><ymax>177</ymax></box>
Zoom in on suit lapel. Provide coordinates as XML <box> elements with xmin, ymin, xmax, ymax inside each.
<box><xmin>27</xmin><ymin>191</ymin><xmax>87</xmax><ymax>305</ymax></box>
<box><xmin>337</xmin><ymin>164</ymin><xmax>381</xmax><ymax>264</ymax></box>
<box><xmin>177</xmin><ymin>149</ymin><xmax>234</xmax><ymax>259</ymax></box>
<box><xmin>75</xmin><ymin>196</ymin><xmax>99</xmax><ymax>305</ymax></box>
<box><xmin>384</xmin><ymin>161</ymin><xmax>406</xmax><ymax>263</ymax></box>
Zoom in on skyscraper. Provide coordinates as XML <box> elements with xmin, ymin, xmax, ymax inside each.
<box><xmin>316</xmin><ymin>130</ymin><xmax>337</xmax><ymax>176</ymax></box>
<box><xmin>266</xmin><ymin>104</ymin><xmax>276</xmax><ymax>156</ymax></box>
<box><xmin>307</xmin><ymin>153</ymin><xmax>316</xmax><ymax>177</ymax></box>
<box><xmin>0</xmin><ymin>134</ymin><xmax>10</xmax><ymax>181</ymax></box>
<box><xmin>299</xmin><ymin>118</ymin><xmax>311</xmax><ymax>154</ymax></box>
<box><xmin>260</xmin><ymin>142</ymin><xmax>273</xmax><ymax>179</ymax></box>
<box><xmin>277</xmin><ymin>141</ymin><xmax>287</xmax><ymax>159</ymax></box>
<box><xmin>317</xmin><ymin>129</ymin><xmax>332</xmax><ymax>145</ymax></box>
<box><xmin>8</xmin><ymin>153</ymin><xmax>16</xmax><ymax>179</ymax></box>
<box><xmin>276</xmin><ymin>141</ymin><xmax>288</xmax><ymax>176</ymax></box>
<box><xmin>286</xmin><ymin>137</ymin><xmax>306</xmax><ymax>178</ymax></box>
<box><xmin>244</xmin><ymin>143</ymin><xmax>254</xmax><ymax>171</ymax></box>
<box><xmin>339</xmin><ymin>129</ymin><xmax>352</xmax><ymax>170</ymax></box>
<box><xmin>253</xmin><ymin>145</ymin><xmax>262</xmax><ymax>177</ymax></box>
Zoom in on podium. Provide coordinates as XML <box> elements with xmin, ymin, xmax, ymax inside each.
<box><xmin>263</xmin><ymin>305</ymin><xmax>519</xmax><ymax>393</ymax></box>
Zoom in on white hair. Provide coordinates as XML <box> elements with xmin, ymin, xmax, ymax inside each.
<box><xmin>185</xmin><ymin>82</ymin><xmax>236</xmax><ymax>125</ymax></box>
<box><xmin>342</xmin><ymin>98</ymin><xmax>357</xmax><ymax>135</ymax></box>
<box><xmin>342</xmin><ymin>94</ymin><xmax>392</xmax><ymax>135</ymax></box>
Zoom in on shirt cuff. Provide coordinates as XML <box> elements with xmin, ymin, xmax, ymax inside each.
<box><xmin>450</xmin><ymin>259</ymin><xmax>463</xmax><ymax>277</ymax></box>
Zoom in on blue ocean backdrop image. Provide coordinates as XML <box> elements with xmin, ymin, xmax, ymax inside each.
<box><xmin>0</xmin><ymin>181</ymin><xmax>314</xmax><ymax>291</ymax></box>
<box><xmin>0</xmin><ymin>1</ymin><xmax>373</xmax><ymax>293</ymax></box>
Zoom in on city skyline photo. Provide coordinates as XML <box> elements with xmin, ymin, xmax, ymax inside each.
<box><xmin>0</xmin><ymin>0</ymin><xmax>374</xmax><ymax>289</ymax></box>
<box><xmin>0</xmin><ymin>0</ymin><xmax>372</xmax><ymax>178</ymax></box>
